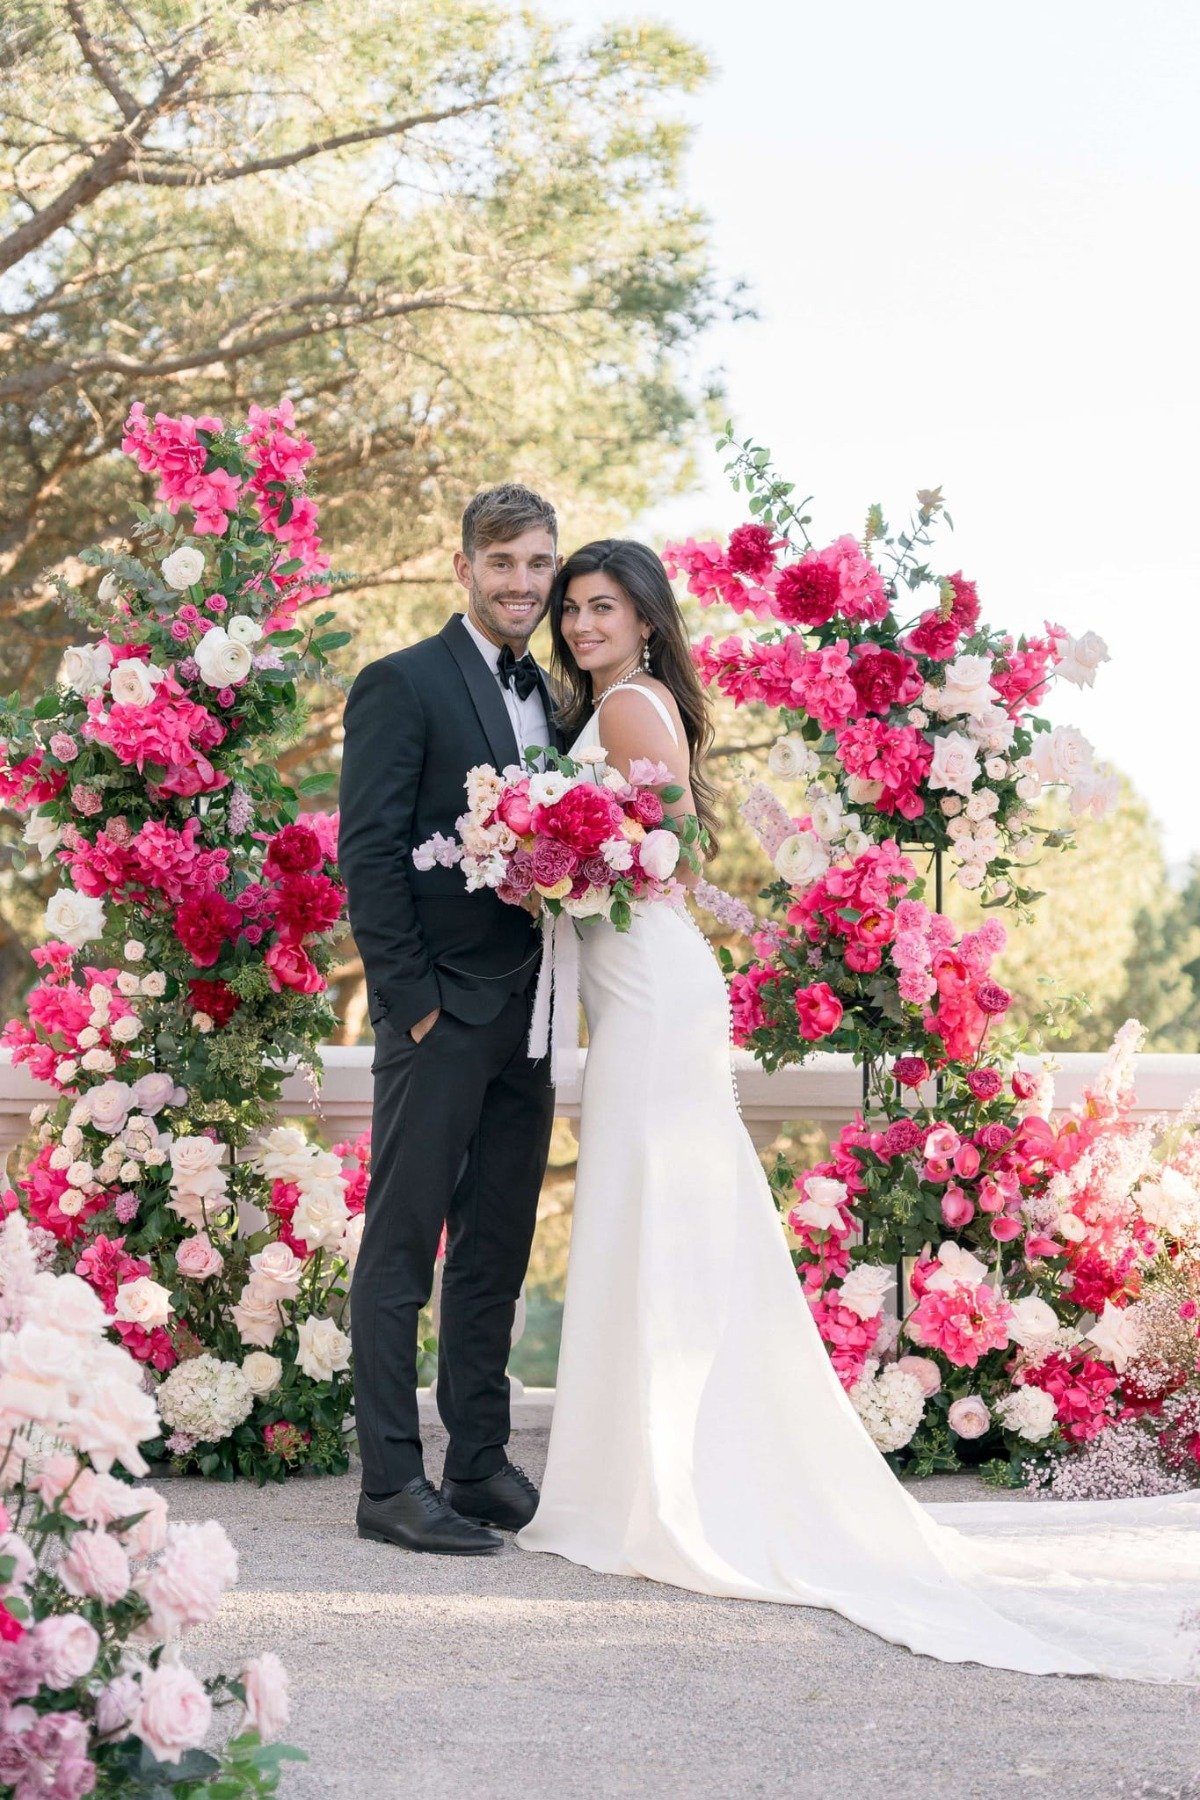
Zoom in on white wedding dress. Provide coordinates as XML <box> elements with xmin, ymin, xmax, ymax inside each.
<box><xmin>516</xmin><ymin>683</ymin><xmax>1200</xmax><ymax>1682</ymax></box>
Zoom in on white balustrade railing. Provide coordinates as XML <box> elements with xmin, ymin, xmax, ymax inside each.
<box><xmin>3</xmin><ymin>1046</ymin><xmax>1198</xmax><ymax>1161</ymax></box>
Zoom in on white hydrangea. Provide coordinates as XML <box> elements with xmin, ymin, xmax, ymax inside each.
<box><xmin>157</xmin><ymin>1354</ymin><xmax>253</xmax><ymax>1444</ymax></box>
<box><xmin>850</xmin><ymin>1362</ymin><xmax>925</xmax><ymax>1452</ymax></box>
<box><xmin>994</xmin><ymin>1385</ymin><xmax>1057</xmax><ymax>1443</ymax></box>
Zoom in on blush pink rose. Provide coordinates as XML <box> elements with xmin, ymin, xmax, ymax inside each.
<box><xmin>175</xmin><ymin>1233</ymin><xmax>224</xmax><ymax>1280</ymax></box>
<box><xmin>60</xmin><ymin>1528</ymin><xmax>131</xmax><ymax>1604</ymax></box>
<box><xmin>134</xmin><ymin>1663</ymin><xmax>213</xmax><ymax>1764</ymax></box>
<box><xmin>947</xmin><ymin>1395</ymin><xmax>992</xmax><ymax>1438</ymax></box>
<box><xmin>137</xmin><ymin>1519</ymin><xmax>238</xmax><ymax>1637</ymax></box>
<box><xmin>34</xmin><ymin>1614</ymin><xmax>100</xmax><ymax>1686</ymax></box>
<box><xmin>240</xmin><ymin>1651</ymin><xmax>290</xmax><ymax>1742</ymax></box>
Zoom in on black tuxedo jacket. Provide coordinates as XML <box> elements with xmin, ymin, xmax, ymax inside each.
<box><xmin>339</xmin><ymin>614</ymin><xmax>565</xmax><ymax>1032</ymax></box>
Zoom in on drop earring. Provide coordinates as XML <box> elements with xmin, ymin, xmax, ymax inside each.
<box><xmin>641</xmin><ymin>638</ymin><xmax>652</xmax><ymax>672</ymax></box>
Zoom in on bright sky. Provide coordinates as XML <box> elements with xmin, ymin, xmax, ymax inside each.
<box><xmin>540</xmin><ymin>0</ymin><xmax>1200</xmax><ymax>866</ymax></box>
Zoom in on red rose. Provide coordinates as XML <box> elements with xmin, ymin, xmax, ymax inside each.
<box><xmin>534</xmin><ymin>785</ymin><xmax>622</xmax><ymax>856</ymax></box>
<box><xmin>274</xmin><ymin>872</ymin><xmax>345</xmax><ymax>941</ymax></box>
<box><xmin>794</xmin><ymin>981</ymin><xmax>843</xmax><ymax>1041</ymax></box>
<box><xmin>774</xmin><ymin>558</ymin><xmax>841</xmax><ymax>628</ymax></box>
<box><xmin>966</xmin><ymin>1068</ymin><xmax>1003</xmax><ymax>1100</ymax></box>
<box><xmin>174</xmin><ymin>889</ymin><xmax>241</xmax><ymax>967</ymax></box>
<box><xmin>893</xmin><ymin>1057</ymin><xmax>930</xmax><ymax>1088</ymax></box>
<box><xmin>264</xmin><ymin>938</ymin><xmax>325</xmax><ymax>994</ymax></box>
<box><xmin>264</xmin><ymin>822</ymin><xmax>323</xmax><ymax>879</ymax></box>
<box><xmin>726</xmin><ymin>523</ymin><xmax>780</xmax><ymax>581</ymax></box>
<box><xmin>187</xmin><ymin>978</ymin><xmax>242</xmax><ymax>1027</ymax></box>
<box><xmin>848</xmin><ymin>646</ymin><xmax>923</xmax><ymax>716</ymax></box>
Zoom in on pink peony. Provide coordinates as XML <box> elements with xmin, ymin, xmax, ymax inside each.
<box><xmin>137</xmin><ymin>1519</ymin><xmax>238</xmax><ymax>1637</ymax></box>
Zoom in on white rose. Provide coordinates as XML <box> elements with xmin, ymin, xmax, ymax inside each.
<box><xmin>930</xmin><ymin>653</ymin><xmax>995</xmax><ymax>719</ymax></box>
<box><xmin>226</xmin><ymin>614</ymin><xmax>263</xmax><ymax>646</ymax></box>
<box><xmin>563</xmin><ymin>887</ymin><xmax>613</xmax><ymax>919</ymax></box>
<box><xmin>65</xmin><ymin>1160</ymin><xmax>94</xmax><ymax>1189</ymax></box>
<box><xmin>116</xmin><ymin>971</ymin><xmax>140</xmax><ymax>996</ymax></box>
<box><xmin>291</xmin><ymin>1181</ymin><xmax>349</xmax><ymax>1250</ymax></box>
<box><xmin>984</xmin><ymin>757</ymin><xmax>1008</xmax><ymax>780</ymax></box>
<box><xmin>927</xmin><ymin>732</ymin><xmax>981</xmax><ymax>798</ymax></box>
<box><xmin>56</xmin><ymin>1058</ymin><xmax>79</xmax><ymax>1084</ymax></box>
<box><xmin>939</xmin><ymin>796</ymin><xmax>963</xmax><ymax>817</ymax></box>
<box><xmin>600</xmin><ymin>768</ymin><xmax>629</xmax><ymax>793</ymax></box>
<box><xmin>110</xmin><ymin>1015</ymin><xmax>141</xmax><ymax>1043</ymax></box>
<box><xmin>119</xmin><ymin>1161</ymin><xmax>139</xmax><ymax>1182</ymax></box>
<box><xmin>1085</xmin><ymin>1299</ymin><xmax>1142</xmax><ymax>1372</ymax></box>
<box><xmin>114</xmin><ymin>1277</ymin><xmax>173</xmax><ymax>1330</ymax></box>
<box><xmin>124</xmin><ymin>941</ymin><xmax>145</xmax><ymax>962</ymax></box>
<box><xmin>1007</xmin><ymin>1295</ymin><xmax>1060</xmax><ymax>1349</ymax></box>
<box><xmin>964</xmin><ymin>789</ymin><xmax>999</xmax><ymax>821</ymax></box>
<box><xmin>160</xmin><ymin>546</ymin><xmax>205</xmax><ymax>589</ymax></box>
<box><xmin>77</xmin><ymin>1026</ymin><xmax>101</xmax><ymax>1049</ymax></box>
<box><xmin>193</xmin><ymin>627</ymin><xmax>253</xmax><ymax>689</ymax></box>
<box><xmin>837</xmin><ymin>1263</ymin><xmax>892</xmax><ymax>1320</ymax></box>
<box><xmin>1135</xmin><ymin>1167</ymin><xmax>1200</xmax><ymax>1238</ymax></box>
<box><xmin>1069</xmin><ymin>767</ymin><xmax>1118</xmax><ymax>819</ymax></box>
<box><xmin>59</xmin><ymin>1189</ymin><xmax>86</xmax><ymax>1217</ymax></box>
<box><xmin>966</xmin><ymin>703</ymin><xmax>1016</xmax><ymax>754</ymax></box>
<box><xmin>926</xmin><ymin>1241</ymin><xmax>990</xmax><ymax>1292</ymax></box>
<box><xmin>80</xmin><ymin>1048</ymin><xmax>116</xmax><ymax>1073</ymax></box>
<box><xmin>241</xmin><ymin>1351</ymin><xmax>283</xmax><ymax>1396</ymax></box>
<box><xmin>907</xmin><ymin>708</ymin><xmax>929</xmax><ymax>730</ymax></box>
<box><xmin>251</xmin><ymin>1128</ymin><xmax>313</xmax><ymax>1184</ymax></box>
<box><xmin>528</xmin><ymin>771</ymin><xmax>570</xmax><ymax>807</ymax></box>
<box><xmin>791</xmin><ymin>1175</ymin><xmax>847</xmax><ymax>1233</ymax></box>
<box><xmin>170</xmin><ymin>1135</ymin><xmax>224</xmax><ymax>1177</ymax></box>
<box><xmin>23</xmin><ymin>811</ymin><xmax>62</xmax><ymax>859</ymax></box>
<box><xmin>140</xmin><ymin>971</ymin><xmax>167</xmax><ymax>997</ymax></box>
<box><xmin>340</xmin><ymin>1212</ymin><xmax>364</xmax><ymax>1272</ymax></box>
<box><xmin>109</xmin><ymin>659</ymin><xmax>164</xmax><ymax>707</ymax></box>
<box><xmin>571</xmin><ymin>743</ymin><xmax>606</xmax><ymax>766</ymax></box>
<box><xmin>767</xmin><ymin>736</ymin><xmax>818</xmax><ymax>782</ymax></box>
<box><xmin>295</xmin><ymin>1316</ymin><xmax>352</xmax><ymax>1383</ymax></box>
<box><xmin>995</xmin><ymin>1385</ymin><xmax>1057</xmax><ymax>1443</ymax></box>
<box><xmin>61</xmin><ymin>642</ymin><xmax>114</xmax><ymax>697</ymax></box>
<box><xmin>1056</xmin><ymin>629</ymin><xmax>1110</xmax><ymax>689</ymax></box>
<box><xmin>248</xmin><ymin>1242</ymin><xmax>304</xmax><ymax>1299</ymax></box>
<box><xmin>44</xmin><ymin>888</ymin><xmax>106</xmax><ymax>949</ymax></box>
<box><xmin>639</xmin><ymin>830</ymin><xmax>680</xmax><ymax>881</ymax></box>
<box><xmin>193</xmin><ymin>1012</ymin><xmax>214</xmax><ymax>1034</ymax></box>
<box><xmin>773</xmin><ymin>831</ymin><xmax>829</xmax><ymax>889</ymax></box>
<box><xmin>1028</xmin><ymin>725</ymin><xmax>1095</xmax><ymax>789</ymax></box>
<box><xmin>955</xmin><ymin>864</ymin><xmax>984</xmax><ymax>890</ymax></box>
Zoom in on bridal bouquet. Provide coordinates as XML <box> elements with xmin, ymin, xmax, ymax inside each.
<box><xmin>413</xmin><ymin>747</ymin><xmax>704</xmax><ymax>930</ymax></box>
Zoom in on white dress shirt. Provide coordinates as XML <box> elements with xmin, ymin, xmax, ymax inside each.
<box><xmin>462</xmin><ymin>614</ymin><xmax>551</xmax><ymax>767</ymax></box>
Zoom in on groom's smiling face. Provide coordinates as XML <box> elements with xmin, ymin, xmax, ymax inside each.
<box><xmin>454</xmin><ymin>527</ymin><xmax>558</xmax><ymax>653</ymax></box>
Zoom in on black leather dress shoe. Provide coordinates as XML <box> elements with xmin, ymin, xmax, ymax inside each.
<box><xmin>356</xmin><ymin>1478</ymin><xmax>503</xmax><ymax>1555</ymax></box>
<box><xmin>441</xmin><ymin>1460</ymin><xmax>540</xmax><ymax>1531</ymax></box>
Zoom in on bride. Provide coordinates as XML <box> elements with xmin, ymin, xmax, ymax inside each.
<box><xmin>515</xmin><ymin>537</ymin><xmax>1200</xmax><ymax>1683</ymax></box>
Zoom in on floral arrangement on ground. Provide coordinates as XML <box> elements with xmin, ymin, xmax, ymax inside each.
<box><xmin>0</xmin><ymin>399</ymin><xmax>361</xmax><ymax>1482</ymax></box>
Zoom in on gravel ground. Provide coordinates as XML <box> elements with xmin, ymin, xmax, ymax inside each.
<box><xmin>174</xmin><ymin>1428</ymin><xmax>1200</xmax><ymax>1800</ymax></box>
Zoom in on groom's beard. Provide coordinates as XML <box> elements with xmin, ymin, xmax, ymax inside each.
<box><xmin>468</xmin><ymin>578</ymin><xmax>548</xmax><ymax>653</ymax></box>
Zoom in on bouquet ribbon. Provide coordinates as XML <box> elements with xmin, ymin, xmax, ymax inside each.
<box><xmin>528</xmin><ymin>909</ymin><xmax>580</xmax><ymax>1081</ymax></box>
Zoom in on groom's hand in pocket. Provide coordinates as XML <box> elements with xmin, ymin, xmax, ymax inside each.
<box><xmin>409</xmin><ymin>1007</ymin><xmax>441</xmax><ymax>1044</ymax></box>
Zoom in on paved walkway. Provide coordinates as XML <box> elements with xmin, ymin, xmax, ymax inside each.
<box><xmin>176</xmin><ymin>1429</ymin><xmax>1200</xmax><ymax>1799</ymax></box>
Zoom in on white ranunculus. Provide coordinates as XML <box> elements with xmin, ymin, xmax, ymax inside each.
<box><xmin>808</xmin><ymin>793</ymin><xmax>848</xmax><ymax>842</ymax></box>
<box><xmin>1085</xmin><ymin>1299</ymin><xmax>1142</xmax><ymax>1372</ymax></box>
<box><xmin>791</xmin><ymin>1175</ymin><xmax>847</xmax><ymax>1233</ymax></box>
<box><xmin>843</xmin><ymin>829</ymin><xmax>871</xmax><ymax>857</ymax></box>
<box><xmin>767</xmin><ymin>735</ymin><xmax>818</xmax><ymax>782</ymax></box>
<box><xmin>1028</xmin><ymin>725</ymin><xmax>1095</xmax><ymax>789</ymax></box>
<box><xmin>23</xmin><ymin>811</ymin><xmax>62</xmax><ymax>858</ymax></box>
<box><xmin>1055</xmin><ymin>1211</ymin><xmax>1086</xmax><ymax>1244</ymax></box>
<box><xmin>295</xmin><ymin>1315</ymin><xmax>352</xmax><ymax>1383</ymax></box>
<box><xmin>225</xmin><ymin>614</ymin><xmax>263</xmax><ymax>646</ymax></box>
<box><xmin>1056</xmin><ymin>629</ymin><xmax>1110</xmax><ymax>689</ymax></box>
<box><xmin>1007</xmin><ymin>1295</ymin><xmax>1060</xmax><ymax>1349</ymax></box>
<box><xmin>930</xmin><ymin>653</ymin><xmax>995</xmax><ymax>719</ymax></box>
<box><xmin>113</xmin><ymin>1276</ymin><xmax>173</xmax><ymax>1330</ymax></box>
<box><xmin>837</xmin><ymin>1263</ymin><xmax>892</xmax><ymax>1321</ymax></box>
<box><xmin>926</xmin><ymin>731</ymin><xmax>981</xmax><ymax>798</ymax></box>
<box><xmin>845</xmin><ymin>775</ymin><xmax>885</xmax><ymax>806</ymax></box>
<box><xmin>241</xmin><ymin>1351</ymin><xmax>283</xmax><ymax>1397</ymax></box>
<box><xmin>160</xmin><ymin>546</ymin><xmax>205</xmax><ymax>590</ymax></box>
<box><xmin>773</xmin><ymin>831</ymin><xmax>829</xmax><ymax>889</ymax></box>
<box><xmin>193</xmin><ymin>627</ymin><xmax>253</xmax><ymax>689</ymax></box>
<box><xmin>44</xmin><ymin>887</ymin><xmax>106</xmax><ymax>949</ymax></box>
<box><xmin>638</xmin><ymin>830</ymin><xmax>680</xmax><ymax>881</ymax></box>
<box><xmin>109</xmin><ymin>659</ymin><xmax>165</xmax><ymax>708</ymax></box>
<box><xmin>61</xmin><ymin>642</ymin><xmax>113</xmax><ymax>697</ymax></box>
<box><xmin>528</xmin><ymin>771</ymin><xmax>570</xmax><ymax>808</ymax></box>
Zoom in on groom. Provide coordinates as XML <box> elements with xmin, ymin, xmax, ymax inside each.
<box><xmin>339</xmin><ymin>483</ymin><xmax>562</xmax><ymax>1554</ymax></box>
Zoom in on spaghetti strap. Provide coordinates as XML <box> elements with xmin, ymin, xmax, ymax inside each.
<box><xmin>596</xmin><ymin>680</ymin><xmax>680</xmax><ymax>746</ymax></box>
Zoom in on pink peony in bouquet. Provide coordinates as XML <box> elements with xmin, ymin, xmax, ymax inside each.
<box><xmin>413</xmin><ymin>747</ymin><xmax>705</xmax><ymax>931</ymax></box>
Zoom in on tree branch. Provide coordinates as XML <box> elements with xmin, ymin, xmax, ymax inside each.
<box><xmin>65</xmin><ymin>0</ymin><xmax>141</xmax><ymax>123</ymax></box>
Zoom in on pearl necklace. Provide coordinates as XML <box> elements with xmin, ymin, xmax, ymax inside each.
<box><xmin>594</xmin><ymin>661</ymin><xmax>645</xmax><ymax>705</ymax></box>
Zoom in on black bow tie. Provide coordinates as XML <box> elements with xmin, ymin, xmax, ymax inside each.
<box><xmin>497</xmin><ymin>643</ymin><xmax>540</xmax><ymax>701</ymax></box>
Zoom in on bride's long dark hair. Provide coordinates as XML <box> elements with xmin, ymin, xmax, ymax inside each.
<box><xmin>548</xmin><ymin>539</ymin><xmax>719</xmax><ymax>858</ymax></box>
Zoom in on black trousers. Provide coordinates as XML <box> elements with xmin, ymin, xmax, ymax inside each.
<box><xmin>352</xmin><ymin>989</ymin><xmax>555</xmax><ymax>1491</ymax></box>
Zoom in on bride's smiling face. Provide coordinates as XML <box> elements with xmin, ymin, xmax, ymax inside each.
<box><xmin>559</xmin><ymin>571</ymin><xmax>649</xmax><ymax>690</ymax></box>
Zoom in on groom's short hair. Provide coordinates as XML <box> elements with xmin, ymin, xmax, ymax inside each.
<box><xmin>461</xmin><ymin>484</ymin><xmax>557</xmax><ymax>558</ymax></box>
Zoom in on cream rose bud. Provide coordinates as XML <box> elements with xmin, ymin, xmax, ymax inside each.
<box><xmin>160</xmin><ymin>545</ymin><xmax>205</xmax><ymax>589</ymax></box>
<box><xmin>767</xmin><ymin>735</ymin><xmax>818</xmax><ymax>782</ymax></box>
<box><xmin>140</xmin><ymin>971</ymin><xmax>167</xmax><ymax>998</ymax></box>
<box><xmin>906</xmin><ymin>707</ymin><xmax>929</xmax><ymax>730</ymax></box>
<box><xmin>241</xmin><ymin>1351</ymin><xmax>283</xmax><ymax>1397</ymax></box>
<box><xmin>114</xmin><ymin>1276</ymin><xmax>173</xmax><ymax>1329</ymax></box>
<box><xmin>225</xmin><ymin>613</ymin><xmax>264</xmax><ymax>646</ymax></box>
<box><xmin>639</xmin><ymin>829</ymin><xmax>681</xmax><ymax>881</ymax></box>
<box><xmin>56</xmin><ymin>1058</ymin><xmax>79</xmax><ymax>1084</ymax></box>
<box><xmin>81</xmin><ymin>1047</ymin><xmax>117</xmax><ymax>1073</ymax></box>
<box><xmin>984</xmin><ymin>757</ymin><xmax>1008</xmax><ymax>781</ymax></box>
<box><xmin>773</xmin><ymin>831</ymin><xmax>829</xmax><ymax>889</ymax></box>
<box><xmin>124</xmin><ymin>940</ymin><xmax>145</xmax><ymax>962</ymax></box>
<box><xmin>44</xmin><ymin>887</ymin><xmax>106</xmax><ymax>949</ymax></box>
<box><xmin>110</xmin><ymin>1015</ymin><xmax>141</xmax><ymax>1042</ymax></box>
<box><xmin>49</xmin><ymin>1146</ymin><xmax>72</xmax><ymax>1170</ymax></box>
<box><xmin>295</xmin><ymin>1315</ymin><xmax>352</xmax><ymax>1383</ymax></box>
<box><xmin>193</xmin><ymin>1011</ymin><xmax>214</xmax><ymax>1034</ymax></box>
<box><xmin>194</xmin><ymin>627</ymin><xmax>252</xmax><ymax>689</ymax></box>
<box><xmin>77</xmin><ymin>1026</ymin><xmax>101</xmax><ymax>1049</ymax></box>
<box><xmin>119</xmin><ymin>1161</ymin><xmax>140</xmax><ymax>1182</ymax></box>
<box><xmin>109</xmin><ymin>658</ymin><xmax>164</xmax><ymax>708</ymax></box>
<box><xmin>66</xmin><ymin>1161</ymin><xmax>95</xmax><ymax>1188</ymax></box>
<box><xmin>61</xmin><ymin>641</ymin><xmax>113</xmax><ymax>696</ymax></box>
<box><xmin>939</xmin><ymin>796</ymin><xmax>963</xmax><ymax>817</ymax></box>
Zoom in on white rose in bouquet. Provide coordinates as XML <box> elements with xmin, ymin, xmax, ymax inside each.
<box><xmin>563</xmin><ymin>887</ymin><xmax>612</xmax><ymax>919</ymax></box>
<box><xmin>836</xmin><ymin>1263</ymin><xmax>892</xmax><ymax>1320</ymax></box>
<box><xmin>109</xmin><ymin>658</ymin><xmax>165</xmax><ymax>708</ymax></box>
<box><xmin>23</xmin><ymin>811</ymin><xmax>62</xmax><ymax>858</ymax></box>
<box><xmin>61</xmin><ymin>641</ymin><xmax>113</xmax><ymax>696</ymax></box>
<box><xmin>44</xmin><ymin>887</ymin><xmax>106</xmax><ymax>948</ymax></box>
<box><xmin>241</xmin><ymin>1351</ymin><xmax>283</xmax><ymax>1397</ymax></box>
<box><xmin>773</xmin><ymin>831</ymin><xmax>829</xmax><ymax>888</ymax></box>
<box><xmin>791</xmin><ymin>1175</ymin><xmax>847</xmax><ymax>1233</ymax></box>
<box><xmin>226</xmin><ymin>613</ymin><xmax>264</xmax><ymax>646</ymax></box>
<box><xmin>295</xmin><ymin>1315</ymin><xmax>352</xmax><ymax>1383</ymax></box>
<box><xmin>1068</xmin><ymin>766</ymin><xmax>1119</xmax><ymax>819</ymax></box>
<box><xmin>1028</xmin><ymin>724</ymin><xmax>1095</xmax><ymax>789</ymax></box>
<box><xmin>1056</xmin><ymin>629</ymin><xmax>1110</xmax><ymax>689</ymax></box>
<box><xmin>194</xmin><ymin>626</ymin><xmax>253</xmax><ymax>689</ymax></box>
<box><xmin>767</xmin><ymin>735</ymin><xmax>818</xmax><ymax>782</ymax></box>
<box><xmin>292</xmin><ymin>1179</ymin><xmax>349</xmax><ymax>1250</ymax></box>
<box><xmin>169</xmin><ymin>1135</ymin><xmax>225</xmax><ymax>1179</ymax></box>
<box><xmin>252</xmin><ymin>1126</ymin><xmax>314</xmax><ymax>1184</ymax></box>
<box><xmin>231</xmin><ymin>1282</ymin><xmax>282</xmax><ymax>1349</ymax></box>
<box><xmin>930</xmin><ymin>654</ymin><xmax>995</xmax><ymax>719</ymax></box>
<box><xmin>1085</xmin><ymin>1299</ymin><xmax>1143</xmax><ymax>1372</ymax></box>
<box><xmin>247</xmin><ymin>1241</ymin><xmax>304</xmax><ymax>1300</ymax></box>
<box><xmin>160</xmin><ymin>545</ymin><xmax>206</xmax><ymax>589</ymax></box>
<box><xmin>113</xmin><ymin>1276</ymin><xmax>173</xmax><ymax>1330</ymax></box>
<box><xmin>966</xmin><ymin>702</ymin><xmax>1016</xmax><ymax>754</ymax></box>
<box><xmin>340</xmin><ymin>1211</ymin><xmax>364</xmax><ymax>1273</ymax></box>
<box><xmin>927</xmin><ymin>731</ymin><xmax>981</xmax><ymax>798</ymax></box>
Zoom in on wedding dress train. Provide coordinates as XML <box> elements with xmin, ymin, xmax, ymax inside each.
<box><xmin>516</xmin><ymin>686</ymin><xmax>1200</xmax><ymax>1682</ymax></box>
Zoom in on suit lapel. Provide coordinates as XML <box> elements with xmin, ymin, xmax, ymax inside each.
<box><xmin>440</xmin><ymin>614</ymin><xmax>520</xmax><ymax>770</ymax></box>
